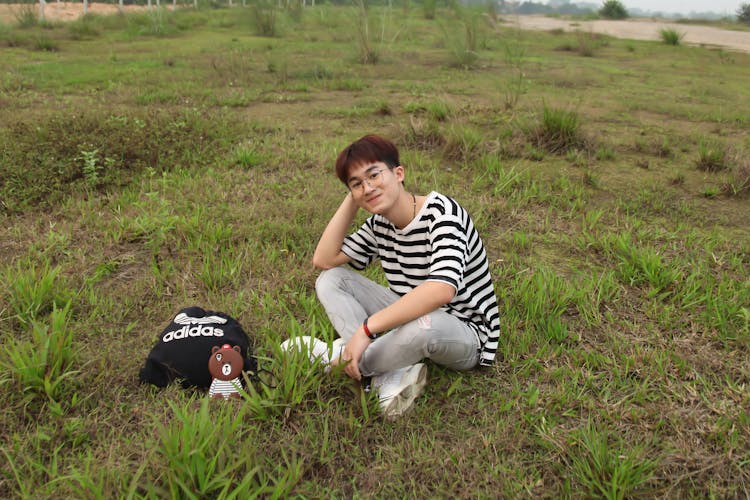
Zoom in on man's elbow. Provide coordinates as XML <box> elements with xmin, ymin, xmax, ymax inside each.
<box><xmin>437</xmin><ymin>283</ymin><xmax>457</xmax><ymax>306</ymax></box>
<box><xmin>311</xmin><ymin>256</ymin><xmax>329</xmax><ymax>270</ymax></box>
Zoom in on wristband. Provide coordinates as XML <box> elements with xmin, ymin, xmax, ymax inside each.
<box><xmin>363</xmin><ymin>317</ymin><xmax>377</xmax><ymax>340</ymax></box>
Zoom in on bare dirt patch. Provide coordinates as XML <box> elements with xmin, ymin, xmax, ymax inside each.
<box><xmin>0</xmin><ymin>2</ymin><xmax>151</xmax><ymax>24</ymax></box>
<box><xmin>502</xmin><ymin>15</ymin><xmax>750</xmax><ymax>53</ymax></box>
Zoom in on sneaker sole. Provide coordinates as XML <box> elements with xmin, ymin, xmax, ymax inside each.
<box><xmin>382</xmin><ymin>364</ymin><xmax>427</xmax><ymax>418</ymax></box>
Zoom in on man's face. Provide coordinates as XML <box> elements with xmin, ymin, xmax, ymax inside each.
<box><xmin>346</xmin><ymin>161</ymin><xmax>404</xmax><ymax>214</ymax></box>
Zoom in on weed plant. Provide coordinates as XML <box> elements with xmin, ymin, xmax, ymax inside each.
<box><xmin>2</xmin><ymin>302</ymin><xmax>79</xmax><ymax>405</ymax></box>
<box><xmin>67</xmin><ymin>15</ymin><xmax>102</xmax><ymax>40</ymax></box>
<box><xmin>0</xmin><ymin>6</ymin><xmax>749</xmax><ymax>498</ymax></box>
<box><xmin>525</xmin><ymin>104</ymin><xmax>586</xmax><ymax>154</ymax></box>
<box><xmin>660</xmin><ymin>28</ymin><xmax>685</xmax><ymax>45</ymax></box>
<box><xmin>251</xmin><ymin>0</ymin><xmax>280</xmax><ymax>37</ymax></box>
<box><xmin>441</xmin><ymin>6</ymin><xmax>482</xmax><ymax>69</ymax></box>
<box><xmin>4</xmin><ymin>259</ymin><xmax>72</xmax><ymax>327</ymax></box>
<box><xmin>354</xmin><ymin>0</ymin><xmax>379</xmax><ymax>64</ymax></box>
<box><xmin>13</xmin><ymin>3</ymin><xmax>38</xmax><ymax>28</ymax></box>
<box><xmin>695</xmin><ymin>139</ymin><xmax>729</xmax><ymax>171</ymax></box>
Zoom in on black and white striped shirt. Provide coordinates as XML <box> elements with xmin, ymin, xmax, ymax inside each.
<box><xmin>342</xmin><ymin>191</ymin><xmax>500</xmax><ymax>366</ymax></box>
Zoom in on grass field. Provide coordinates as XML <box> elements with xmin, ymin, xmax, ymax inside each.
<box><xmin>1</xmin><ymin>3</ymin><xmax>749</xmax><ymax>498</ymax></box>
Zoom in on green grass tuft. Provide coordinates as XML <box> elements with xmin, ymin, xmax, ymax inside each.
<box><xmin>660</xmin><ymin>28</ymin><xmax>685</xmax><ymax>45</ymax></box>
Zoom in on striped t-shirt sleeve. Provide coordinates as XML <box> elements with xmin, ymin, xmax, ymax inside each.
<box><xmin>342</xmin><ymin>218</ymin><xmax>378</xmax><ymax>270</ymax></box>
<box><xmin>427</xmin><ymin>212</ymin><xmax>467</xmax><ymax>291</ymax></box>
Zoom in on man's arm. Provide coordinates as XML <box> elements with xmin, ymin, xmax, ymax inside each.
<box><xmin>312</xmin><ymin>193</ymin><xmax>357</xmax><ymax>270</ymax></box>
<box><xmin>336</xmin><ymin>280</ymin><xmax>456</xmax><ymax>380</ymax></box>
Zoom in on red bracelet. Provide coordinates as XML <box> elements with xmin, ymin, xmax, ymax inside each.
<box><xmin>363</xmin><ymin>317</ymin><xmax>377</xmax><ymax>340</ymax></box>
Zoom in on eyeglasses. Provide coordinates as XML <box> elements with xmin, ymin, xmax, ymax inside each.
<box><xmin>347</xmin><ymin>168</ymin><xmax>388</xmax><ymax>193</ymax></box>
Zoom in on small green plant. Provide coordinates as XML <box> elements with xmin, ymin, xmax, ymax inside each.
<box><xmin>251</xmin><ymin>0</ymin><xmax>279</xmax><ymax>37</ymax></box>
<box><xmin>442</xmin><ymin>8</ymin><xmax>481</xmax><ymax>69</ymax></box>
<box><xmin>502</xmin><ymin>40</ymin><xmax>527</xmax><ymax>109</ymax></box>
<box><xmin>443</xmin><ymin>125</ymin><xmax>483</xmax><ymax>161</ymax></box>
<box><xmin>702</xmin><ymin>185</ymin><xmax>720</xmax><ymax>198</ymax></box>
<box><xmin>33</xmin><ymin>33</ymin><xmax>58</xmax><ymax>52</ymax></box>
<box><xmin>566</xmin><ymin>423</ymin><xmax>656</xmax><ymax>497</ymax></box>
<box><xmin>198</xmin><ymin>249</ymin><xmax>245</xmax><ymax>292</ymax></box>
<box><xmin>156</xmin><ymin>399</ymin><xmax>255</xmax><ymax>496</ymax></box>
<box><xmin>78</xmin><ymin>148</ymin><xmax>113</xmax><ymax>186</ymax></box>
<box><xmin>528</xmin><ymin>104</ymin><xmax>585</xmax><ymax>154</ymax></box>
<box><xmin>401</xmin><ymin>116</ymin><xmax>446</xmax><ymax>151</ymax></box>
<box><xmin>2</xmin><ymin>302</ymin><xmax>79</xmax><ymax>404</ymax></box>
<box><xmin>595</xmin><ymin>146</ymin><xmax>615</xmax><ymax>161</ymax></box>
<box><xmin>659</xmin><ymin>28</ymin><xmax>685</xmax><ymax>45</ymax></box>
<box><xmin>404</xmin><ymin>100</ymin><xmax>452</xmax><ymax>121</ymax></box>
<box><xmin>422</xmin><ymin>0</ymin><xmax>437</xmax><ymax>19</ymax></box>
<box><xmin>4</xmin><ymin>259</ymin><xmax>71</xmax><ymax>327</ymax></box>
<box><xmin>575</xmin><ymin>30</ymin><xmax>597</xmax><ymax>56</ymax></box>
<box><xmin>696</xmin><ymin>140</ymin><xmax>729</xmax><ymax>172</ymax></box>
<box><xmin>234</xmin><ymin>145</ymin><xmax>265</xmax><ymax>168</ymax></box>
<box><xmin>68</xmin><ymin>15</ymin><xmax>101</xmax><ymax>40</ymax></box>
<box><xmin>512</xmin><ymin>267</ymin><xmax>574</xmax><ymax>344</ymax></box>
<box><xmin>598</xmin><ymin>0</ymin><xmax>628</xmax><ymax>19</ymax></box>
<box><xmin>611</xmin><ymin>233</ymin><xmax>679</xmax><ymax>295</ymax></box>
<box><xmin>721</xmin><ymin>164</ymin><xmax>750</xmax><ymax>196</ymax></box>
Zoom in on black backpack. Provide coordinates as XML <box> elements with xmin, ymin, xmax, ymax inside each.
<box><xmin>139</xmin><ymin>306</ymin><xmax>258</xmax><ymax>389</ymax></box>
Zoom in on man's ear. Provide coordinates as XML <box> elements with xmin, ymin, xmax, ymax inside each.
<box><xmin>394</xmin><ymin>165</ymin><xmax>405</xmax><ymax>183</ymax></box>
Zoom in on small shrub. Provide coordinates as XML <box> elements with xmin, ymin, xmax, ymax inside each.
<box><xmin>737</xmin><ymin>3</ymin><xmax>750</xmax><ymax>24</ymax></box>
<box><xmin>443</xmin><ymin>125</ymin><xmax>483</xmax><ymax>161</ymax></box>
<box><xmin>566</xmin><ymin>423</ymin><xmax>656</xmax><ymax>498</ymax></box>
<box><xmin>1</xmin><ymin>302</ymin><xmax>79</xmax><ymax>404</ymax></box>
<box><xmin>502</xmin><ymin>41</ymin><xmax>527</xmax><ymax>109</ymax></box>
<box><xmin>234</xmin><ymin>145</ymin><xmax>265</xmax><ymax>168</ymax></box>
<box><xmin>401</xmin><ymin>116</ymin><xmax>446</xmax><ymax>151</ymax></box>
<box><xmin>696</xmin><ymin>140</ymin><xmax>729</xmax><ymax>172</ymax></box>
<box><xmin>721</xmin><ymin>164</ymin><xmax>750</xmax><ymax>196</ymax></box>
<box><xmin>13</xmin><ymin>3</ymin><xmax>38</xmax><ymax>28</ymax></box>
<box><xmin>251</xmin><ymin>0</ymin><xmax>279</xmax><ymax>37</ymax></box>
<box><xmin>374</xmin><ymin>100</ymin><xmax>392</xmax><ymax>116</ymax></box>
<box><xmin>405</xmin><ymin>100</ymin><xmax>452</xmax><ymax>121</ymax></box>
<box><xmin>659</xmin><ymin>28</ymin><xmax>685</xmax><ymax>45</ymax></box>
<box><xmin>598</xmin><ymin>0</ymin><xmax>628</xmax><ymax>20</ymax></box>
<box><xmin>442</xmin><ymin>7</ymin><xmax>482</xmax><ymax>69</ymax></box>
<box><xmin>576</xmin><ymin>31</ymin><xmax>596</xmax><ymax>56</ymax></box>
<box><xmin>595</xmin><ymin>146</ymin><xmax>615</xmax><ymax>161</ymax></box>
<box><xmin>354</xmin><ymin>0</ymin><xmax>379</xmax><ymax>64</ymax></box>
<box><xmin>33</xmin><ymin>33</ymin><xmax>58</xmax><ymax>52</ymax></box>
<box><xmin>125</xmin><ymin>10</ymin><xmax>178</xmax><ymax>38</ymax></box>
<box><xmin>68</xmin><ymin>15</ymin><xmax>102</xmax><ymax>40</ymax></box>
<box><xmin>527</xmin><ymin>105</ymin><xmax>586</xmax><ymax>154</ymax></box>
<box><xmin>423</xmin><ymin>0</ymin><xmax>437</xmax><ymax>19</ymax></box>
<box><xmin>4</xmin><ymin>259</ymin><xmax>72</xmax><ymax>327</ymax></box>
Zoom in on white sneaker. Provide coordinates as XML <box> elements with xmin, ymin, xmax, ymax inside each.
<box><xmin>372</xmin><ymin>363</ymin><xmax>427</xmax><ymax>418</ymax></box>
<box><xmin>280</xmin><ymin>336</ymin><xmax>346</xmax><ymax>372</ymax></box>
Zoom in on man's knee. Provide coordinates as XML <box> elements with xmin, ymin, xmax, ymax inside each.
<box><xmin>315</xmin><ymin>266</ymin><xmax>348</xmax><ymax>296</ymax></box>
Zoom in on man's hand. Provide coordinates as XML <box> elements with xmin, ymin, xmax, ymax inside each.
<box><xmin>332</xmin><ymin>327</ymin><xmax>372</xmax><ymax>380</ymax></box>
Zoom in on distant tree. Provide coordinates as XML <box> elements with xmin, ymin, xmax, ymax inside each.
<box><xmin>599</xmin><ymin>0</ymin><xmax>628</xmax><ymax>20</ymax></box>
<box><xmin>738</xmin><ymin>3</ymin><xmax>750</xmax><ymax>24</ymax></box>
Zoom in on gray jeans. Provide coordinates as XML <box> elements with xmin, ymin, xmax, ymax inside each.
<box><xmin>315</xmin><ymin>267</ymin><xmax>480</xmax><ymax>377</ymax></box>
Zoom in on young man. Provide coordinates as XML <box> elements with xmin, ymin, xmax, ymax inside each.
<box><xmin>290</xmin><ymin>134</ymin><xmax>500</xmax><ymax>417</ymax></box>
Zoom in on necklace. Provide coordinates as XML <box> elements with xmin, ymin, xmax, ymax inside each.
<box><xmin>412</xmin><ymin>192</ymin><xmax>416</xmax><ymax>219</ymax></box>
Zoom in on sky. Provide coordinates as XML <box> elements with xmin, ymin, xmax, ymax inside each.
<box><xmin>619</xmin><ymin>0</ymin><xmax>741</xmax><ymax>14</ymax></box>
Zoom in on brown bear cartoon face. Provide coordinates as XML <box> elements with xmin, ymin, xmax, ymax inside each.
<box><xmin>208</xmin><ymin>344</ymin><xmax>243</xmax><ymax>381</ymax></box>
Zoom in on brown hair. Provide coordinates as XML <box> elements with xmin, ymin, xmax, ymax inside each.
<box><xmin>334</xmin><ymin>134</ymin><xmax>400</xmax><ymax>185</ymax></box>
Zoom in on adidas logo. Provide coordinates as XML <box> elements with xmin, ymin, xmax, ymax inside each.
<box><xmin>173</xmin><ymin>313</ymin><xmax>228</xmax><ymax>326</ymax></box>
<box><xmin>163</xmin><ymin>325</ymin><xmax>225</xmax><ymax>343</ymax></box>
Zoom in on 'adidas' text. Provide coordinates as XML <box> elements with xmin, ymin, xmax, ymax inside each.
<box><xmin>163</xmin><ymin>325</ymin><xmax>224</xmax><ymax>343</ymax></box>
